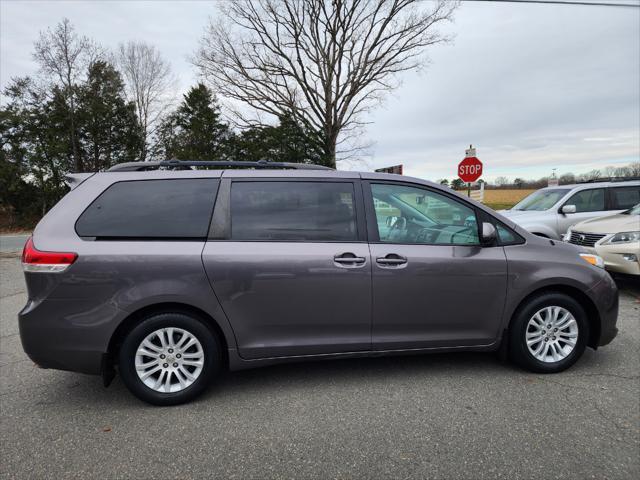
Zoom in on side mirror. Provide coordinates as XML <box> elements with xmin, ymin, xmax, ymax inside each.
<box><xmin>561</xmin><ymin>204</ymin><xmax>577</xmax><ymax>214</ymax></box>
<box><xmin>481</xmin><ymin>222</ymin><xmax>497</xmax><ymax>245</ymax></box>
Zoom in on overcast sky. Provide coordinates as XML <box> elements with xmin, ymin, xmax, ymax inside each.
<box><xmin>1</xmin><ymin>0</ymin><xmax>639</xmax><ymax>182</ymax></box>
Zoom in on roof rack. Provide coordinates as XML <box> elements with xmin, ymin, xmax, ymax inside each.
<box><xmin>580</xmin><ymin>176</ymin><xmax>640</xmax><ymax>183</ymax></box>
<box><xmin>107</xmin><ymin>159</ymin><xmax>333</xmax><ymax>172</ymax></box>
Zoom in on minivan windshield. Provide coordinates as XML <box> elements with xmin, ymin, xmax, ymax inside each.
<box><xmin>511</xmin><ymin>188</ymin><xmax>570</xmax><ymax>211</ymax></box>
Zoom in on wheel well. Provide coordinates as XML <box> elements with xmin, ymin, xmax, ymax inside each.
<box><xmin>509</xmin><ymin>286</ymin><xmax>601</xmax><ymax>348</ymax></box>
<box><xmin>108</xmin><ymin>303</ymin><xmax>229</xmax><ymax>368</ymax></box>
<box><xmin>532</xmin><ymin>232</ymin><xmax>549</xmax><ymax>238</ymax></box>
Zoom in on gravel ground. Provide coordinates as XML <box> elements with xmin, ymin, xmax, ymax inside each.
<box><xmin>0</xmin><ymin>235</ymin><xmax>28</xmax><ymax>254</ymax></box>
<box><xmin>1</xmin><ymin>256</ymin><xmax>638</xmax><ymax>479</ymax></box>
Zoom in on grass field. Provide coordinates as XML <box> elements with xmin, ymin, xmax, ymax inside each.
<box><xmin>458</xmin><ymin>188</ymin><xmax>536</xmax><ymax>211</ymax></box>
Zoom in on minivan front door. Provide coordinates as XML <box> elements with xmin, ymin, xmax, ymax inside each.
<box><xmin>364</xmin><ymin>181</ymin><xmax>508</xmax><ymax>350</ymax></box>
<box><xmin>202</xmin><ymin>178</ymin><xmax>371</xmax><ymax>360</ymax></box>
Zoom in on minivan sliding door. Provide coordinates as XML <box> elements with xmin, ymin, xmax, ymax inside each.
<box><xmin>202</xmin><ymin>178</ymin><xmax>372</xmax><ymax>360</ymax></box>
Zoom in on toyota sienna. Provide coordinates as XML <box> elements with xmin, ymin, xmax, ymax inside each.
<box><xmin>19</xmin><ymin>161</ymin><xmax>619</xmax><ymax>405</ymax></box>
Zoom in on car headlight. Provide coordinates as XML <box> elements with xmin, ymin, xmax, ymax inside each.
<box><xmin>579</xmin><ymin>253</ymin><xmax>605</xmax><ymax>269</ymax></box>
<box><xmin>604</xmin><ymin>231</ymin><xmax>640</xmax><ymax>244</ymax></box>
<box><xmin>562</xmin><ymin>229</ymin><xmax>572</xmax><ymax>242</ymax></box>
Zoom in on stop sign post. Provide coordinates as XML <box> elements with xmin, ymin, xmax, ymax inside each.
<box><xmin>458</xmin><ymin>145</ymin><xmax>483</xmax><ymax>196</ymax></box>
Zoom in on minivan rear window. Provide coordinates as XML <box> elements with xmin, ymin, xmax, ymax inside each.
<box><xmin>231</xmin><ymin>181</ymin><xmax>357</xmax><ymax>241</ymax></box>
<box><xmin>76</xmin><ymin>179</ymin><xmax>219</xmax><ymax>239</ymax></box>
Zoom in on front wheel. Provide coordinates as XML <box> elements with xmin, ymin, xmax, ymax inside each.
<box><xmin>118</xmin><ymin>313</ymin><xmax>221</xmax><ymax>405</ymax></box>
<box><xmin>509</xmin><ymin>293</ymin><xmax>589</xmax><ymax>373</ymax></box>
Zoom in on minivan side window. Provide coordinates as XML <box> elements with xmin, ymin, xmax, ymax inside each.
<box><xmin>76</xmin><ymin>179</ymin><xmax>219</xmax><ymax>239</ymax></box>
<box><xmin>496</xmin><ymin>223</ymin><xmax>524</xmax><ymax>245</ymax></box>
<box><xmin>565</xmin><ymin>188</ymin><xmax>605</xmax><ymax>213</ymax></box>
<box><xmin>610</xmin><ymin>186</ymin><xmax>640</xmax><ymax>210</ymax></box>
<box><xmin>230</xmin><ymin>181</ymin><xmax>357</xmax><ymax>241</ymax></box>
<box><xmin>371</xmin><ymin>183</ymin><xmax>479</xmax><ymax>245</ymax></box>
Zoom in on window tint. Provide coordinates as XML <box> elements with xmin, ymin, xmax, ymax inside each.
<box><xmin>76</xmin><ymin>179</ymin><xmax>219</xmax><ymax>239</ymax></box>
<box><xmin>610</xmin><ymin>186</ymin><xmax>640</xmax><ymax>210</ymax></box>
<box><xmin>496</xmin><ymin>223</ymin><xmax>523</xmax><ymax>245</ymax></box>
<box><xmin>371</xmin><ymin>183</ymin><xmax>479</xmax><ymax>245</ymax></box>
<box><xmin>231</xmin><ymin>182</ymin><xmax>357</xmax><ymax>241</ymax></box>
<box><xmin>565</xmin><ymin>188</ymin><xmax>605</xmax><ymax>213</ymax></box>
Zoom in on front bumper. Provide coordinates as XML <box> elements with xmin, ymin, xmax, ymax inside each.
<box><xmin>582</xmin><ymin>243</ymin><xmax>640</xmax><ymax>276</ymax></box>
<box><xmin>586</xmin><ymin>272</ymin><xmax>619</xmax><ymax>347</ymax></box>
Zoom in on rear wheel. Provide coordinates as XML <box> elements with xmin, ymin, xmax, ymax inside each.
<box><xmin>509</xmin><ymin>293</ymin><xmax>589</xmax><ymax>373</ymax></box>
<box><xmin>118</xmin><ymin>313</ymin><xmax>220</xmax><ymax>405</ymax></box>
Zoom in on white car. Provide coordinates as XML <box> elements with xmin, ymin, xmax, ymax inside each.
<box><xmin>500</xmin><ymin>180</ymin><xmax>640</xmax><ymax>240</ymax></box>
<box><xmin>564</xmin><ymin>204</ymin><xmax>640</xmax><ymax>276</ymax></box>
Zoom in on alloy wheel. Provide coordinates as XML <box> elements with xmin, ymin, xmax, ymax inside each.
<box><xmin>134</xmin><ymin>327</ymin><xmax>205</xmax><ymax>393</ymax></box>
<box><xmin>525</xmin><ymin>306</ymin><xmax>579</xmax><ymax>363</ymax></box>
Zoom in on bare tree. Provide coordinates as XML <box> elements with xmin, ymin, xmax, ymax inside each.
<box><xmin>581</xmin><ymin>169</ymin><xmax>602</xmax><ymax>182</ymax></box>
<box><xmin>614</xmin><ymin>165</ymin><xmax>630</xmax><ymax>177</ymax></box>
<box><xmin>559</xmin><ymin>172</ymin><xmax>575</xmax><ymax>185</ymax></box>
<box><xmin>117</xmin><ymin>41</ymin><xmax>174</xmax><ymax>161</ymax></box>
<box><xmin>195</xmin><ymin>0</ymin><xmax>458</xmax><ymax>167</ymax></box>
<box><xmin>627</xmin><ymin>161</ymin><xmax>640</xmax><ymax>177</ymax></box>
<box><xmin>33</xmin><ymin>18</ymin><xmax>102</xmax><ymax>172</ymax></box>
<box><xmin>603</xmin><ymin>165</ymin><xmax>618</xmax><ymax>178</ymax></box>
<box><xmin>494</xmin><ymin>176</ymin><xmax>509</xmax><ymax>187</ymax></box>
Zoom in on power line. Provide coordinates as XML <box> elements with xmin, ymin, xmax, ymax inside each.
<box><xmin>465</xmin><ymin>0</ymin><xmax>640</xmax><ymax>7</ymax></box>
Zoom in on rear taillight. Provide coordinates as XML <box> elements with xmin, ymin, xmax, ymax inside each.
<box><xmin>21</xmin><ymin>237</ymin><xmax>77</xmax><ymax>273</ymax></box>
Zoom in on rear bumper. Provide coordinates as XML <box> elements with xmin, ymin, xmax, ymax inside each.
<box><xmin>587</xmin><ymin>272</ymin><xmax>619</xmax><ymax>347</ymax></box>
<box><xmin>18</xmin><ymin>297</ymin><xmax>125</xmax><ymax>375</ymax></box>
<box><xmin>20</xmin><ymin>342</ymin><xmax>104</xmax><ymax>375</ymax></box>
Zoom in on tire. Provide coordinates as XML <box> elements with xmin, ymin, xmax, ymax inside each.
<box><xmin>509</xmin><ymin>292</ymin><xmax>589</xmax><ymax>373</ymax></box>
<box><xmin>118</xmin><ymin>313</ymin><xmax>221</xmax><ymax>406</ymax></box>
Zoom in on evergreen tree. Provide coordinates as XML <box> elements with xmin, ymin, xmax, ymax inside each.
<box><xmin>231</xmin><ymin>114</ymin><xmax>326</xmax><ymax>164</ymax></box>
<box><xmin>1</xmin><ymin>63</ymin><xmax>143</xmax><ymax>226</ymax></box>
<box><xmin>451</xmin><ymin>178</ymin><xmax>464</xmax><ymax>190</ymax></box>
<box><xmin>76</xmin><ymin>61</ymin><xmax>143</xmax><ymax>171</ymax></box>
<box><xmin>154</xmin><ymin>84</ymin><xmax>326</xmax><ymax>165</ymax></box>
<box><xmin>0</xmin><ymin>99</ymin><xmax>40</xmax><ymax>225</ymax></box>
<box><xmin>155</xmin><ymin>83</ymin><xmax>230</xmax><ymax>160</ymax></box>
<box><xmin>1</xmin><ymin>78</ymin><xmax>70</xmax><ymax>218</ymax></box>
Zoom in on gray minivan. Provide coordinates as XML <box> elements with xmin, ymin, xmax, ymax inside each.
<box><xmin>19</xmin><ymin>161</ymin><xmax>619</xmax><ymax>405</ymax></box>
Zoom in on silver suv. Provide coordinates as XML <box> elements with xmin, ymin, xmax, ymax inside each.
<box><xmin>500</xmin><ymin>180</ymin><xmax>640</xmax><ymax>240</ymax></box>
<box><xmin>19</xmin><ymin>161</ymin><xmax>619</xmax><ymax>405</ymax></box>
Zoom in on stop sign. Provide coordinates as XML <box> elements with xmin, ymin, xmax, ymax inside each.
<box><xmin>458</xmin><ymin>156</ymin><xmax>483</xmax><ymax>183</ymax></box>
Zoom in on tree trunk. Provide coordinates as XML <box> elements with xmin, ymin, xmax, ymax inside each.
<box><xmin>322</xmin><ymin>131</ymin><xmax>337</xmax><ymax>169</ymax></box>
<box><xmin>70</xmin><ymin>110</ymin><xmax>81</xmax><ymax>172</ymax></box>
<box><xmin>140</xmin><ymin>126</ymin><xmax>148</xmax><ymax>162</ymax></box>
<box><xmin>67</xmin><ymin>83</ymin><xmax>81</xmax><ymax>172</ymax></box>
<box><xmin>94</xmin><ymin>139</ymin><xmax>99</xmax><ymax>172</ymax></box>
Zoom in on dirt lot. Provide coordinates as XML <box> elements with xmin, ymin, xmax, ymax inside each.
<box><xmin>482</xmin><ymin>188</ymin><xmax>537</xmax><ymax>209</ymax></box>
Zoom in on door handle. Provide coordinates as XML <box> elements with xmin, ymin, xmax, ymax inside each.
<box><xmin>376</xmin><ymin>254</ymin><xmax>408</xmax><ymax>266</ymax></box>
<box><xmin>334</xmin><ymin>253</ymin><xmax>366</xmax><ymax>267</ymax></box>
